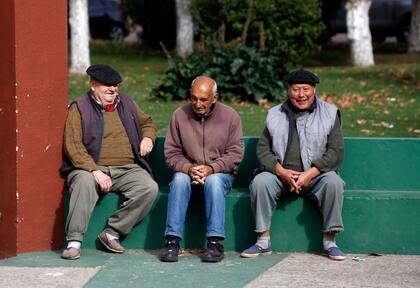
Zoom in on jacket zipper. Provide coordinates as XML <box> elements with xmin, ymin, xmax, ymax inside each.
<box><xmin>202</xmin><ymin>116</ymin><xmax>206</xmax><ymax>164</ymax></box>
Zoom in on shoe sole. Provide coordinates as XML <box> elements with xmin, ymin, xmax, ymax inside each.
<box><xmin>201</xmin><ymin>256</ymin><xmax>224</xmax><ymax>263</ymax></box>
<box><xmin>61</xmin><ymin>253</ymin><xmax>80</xmax><ymax>260</ymax></box>
<box><xmin>62</xmin><ymin>255</ymin><xmax>80</xmax><ymax>260</ymax></box>
<box><xmin>160</xmin><ymin>257</ymin><xmax>178</xmax><ymax>262</ymax></box>
<box><xmin>328</xmin><ymin>255</ymin><xmax>346</xmax><ymax>261</ymax></box>
<box><xmin>240</xmin><ymin>251</ymin><xmax>272</xmax><ymax>258</ymax></box>
<box><xmin>98</xmin><ymin>236</ymin><xmax>125</xmax><ymax>254</ymax></box>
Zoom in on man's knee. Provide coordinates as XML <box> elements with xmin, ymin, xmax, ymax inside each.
<box><xmin>170</xmin><ymin>172</ymin><xmax>191</xmax><ymax>188</ymax></box>
<box><xmin>204</xmin><ymin>174</ymin><xmax>231</xmax><ymax>197</ymax></box>
<box><xmin>134</xmin><ymin>177</ymin><xmax>159</xmax><ymax>201</ymax></box>
<box><xmin>68</xmin><ymin>170</ymin><xmax>96</xmax><ymax>192</ymax></box>
<box><xmin>205</xmin><ymin>174</ymin><xmax>226</xmax><ymax>188</ymax></box>
<box><xmin>322</xmin><ymin>172</ymin><xmax>345</xmax><ymax>193</ymax></box>
<box><xmin>249</xmin><ymin>172</ymin><xmax>276</xmax><ymax>196</ymax></box>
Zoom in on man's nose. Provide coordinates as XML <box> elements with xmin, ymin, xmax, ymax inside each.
<box><xmin>298</xmin><ymin>89</ymin><xmax>305</xmax><ymax>97</ymax></box>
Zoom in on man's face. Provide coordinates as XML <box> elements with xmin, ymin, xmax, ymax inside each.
<box><xmin>90</xmin><ymin>80</ymin><xmax>119</xmax><ymax>105</ymax></box>
<box><xmin>190</xmin><ymin>82</ymin><xmax>217</xmax><ymax>116</ymax></box>
<box><xmin>288</xmin><ymin>84</ymin><xmax>316</xmax><ymax>110</ymax></box>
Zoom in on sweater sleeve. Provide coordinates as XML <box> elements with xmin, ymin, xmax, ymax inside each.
<box><xmin>256</xmin><ymin>126</ymin><xmax>279</xmax><ymax>174</ymax></box>
<box><xmin>209</xmin><ymin>113</ymin><xmax>244</xmax><ymax>174</ymax></box>
<box><xmin>311</xmin><ymin>112</ymin><xmax>344</xmax><ymax>173</ymax></box>
<box><xmin>135</xmin><ymin>104</ymin><xmax>157</xmax><ymax>143</ymax></box>
<box><xmin>164</xmin><ymin>112</ymin><xmax>194</xmax><ymax>173</ymax></box>
<box><xmin>64</xmin><ymin>104</ymin><xmax>99</xmax><ymax>172</ymax></box>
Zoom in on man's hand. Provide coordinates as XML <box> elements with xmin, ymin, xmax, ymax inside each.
<box><xmin>140</xmin><ymin>137</ymin><xmax>154</xmax><ymax>157</ymax></box>
<box><xmin>189</xmin><ymin>165</ymin><xmax>213</xmax><ymax>185</ymax></box>
<box><xmin>274</xmin><ymin>163</ymin><xmax>301</xmax><ymax>194</ymax></box>
<box><xmin>294</xmin><ymin>167</ymin><xmax>320</xmax><ymax>192</ymax></box>
<box><xmin>92</xmin><ymin>170</ymin><xmax>112</xmax><ymax>193</ymax></box>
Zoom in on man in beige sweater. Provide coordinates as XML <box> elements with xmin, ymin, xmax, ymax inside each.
<box><xmin>60</xmin><ymin>64</ymin><xmax>158</xmax><ymax>260</ymax></box>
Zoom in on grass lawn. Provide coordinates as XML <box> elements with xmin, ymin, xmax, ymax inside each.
<box><xmin>69</xmin><ymin>41</ymin><xmax>419</xmax><ymax>137</ymax></box>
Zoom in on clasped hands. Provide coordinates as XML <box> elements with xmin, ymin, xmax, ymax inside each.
<box><xmin>275</xmin><ymin>164</ymin><xmax>319</xmax><ymax>194</ymax></box>
<box><xmin>188</xmin><ymin>165</ymin><xmax>214</xmax><ymax>185</ymax></box>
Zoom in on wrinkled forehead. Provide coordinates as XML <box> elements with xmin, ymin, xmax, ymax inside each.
<box><xmin>288</xmin><ymin>83</ymin><xmax>316</xmax><ymax>89</ymax></box>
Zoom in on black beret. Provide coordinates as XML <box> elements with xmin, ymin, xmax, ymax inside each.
<box><xmin>283</xmin><ymin>69</ymin><xmax>319</xmax><ymax>86</ymax></box>
<box><xmin>86</xmin><ymin>64</ymin><xmax>122</xmax><ymax>85</ymax></box>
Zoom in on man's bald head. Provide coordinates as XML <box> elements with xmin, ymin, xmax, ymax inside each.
<box><xmin>191</xmin><ymin>76</ymin><xmax>217</xmax><ymax>98</ymax></box>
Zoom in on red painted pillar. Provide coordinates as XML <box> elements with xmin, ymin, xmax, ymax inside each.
<box><xmin>0</xmin><ymin>0</ymin><xmax>68</xmax><ymax>258</ymax></box>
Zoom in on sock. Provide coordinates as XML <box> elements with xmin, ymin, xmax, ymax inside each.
<box><xmin>106</xmin><ymin>232</ymin><xmax>118</xmax><ymax>241</ymax></box>
<box><xmin>67</xmin><ymin>241</ymin><xmax>81</xmax><ymax>249</ymax></box>
<box><xmin>323</xmin><ymin>233</ymin><xmax>337</xmax><ymax>250</ymax></box>
<box><xmin>165</xmin><ymin>235</ymin><xmax>181</xmax><ymax>245</ymax></box>
<box><xmin>207</xmin><ymin>236</ymin><xmax>224</xmax><ymax>244</ymax></box>
<box><xmin>256</xmin><ymin>236</ymin><xmax>270</xmax><ymax>249</ymax></box>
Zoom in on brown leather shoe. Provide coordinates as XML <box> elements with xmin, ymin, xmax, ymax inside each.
<box><xmin>98</xmin><ymin>231</ymin><xmax>125</xmax><ymax>253</ymax></box>
<box><xmin>61</xmin><ymin>247</ymin><xmax>81</xmax><ymax>260</ymax></box>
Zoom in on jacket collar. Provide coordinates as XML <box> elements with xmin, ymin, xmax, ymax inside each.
<box><xmin>190</xmin><ymin>102</ymin><xmax>218</xmax><ymax>120</ymax></box>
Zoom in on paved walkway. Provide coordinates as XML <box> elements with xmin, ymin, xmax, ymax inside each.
<box><xmin>1</xmin><ymin>250</ymin><xmax>419</xmax><ymax>287</ymax></box>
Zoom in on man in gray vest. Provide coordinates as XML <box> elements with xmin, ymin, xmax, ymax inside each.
<box><xmin>60</xmin><ymin>64</ymin><xmax>158</xmax><ymax>260</ymax></box>
<box><xmin>241</xmin><ymin>69</ymin><xmax>346</xmax><ymax>260</ymax></box>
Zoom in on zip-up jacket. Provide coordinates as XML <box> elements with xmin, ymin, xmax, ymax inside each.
<box><xmin>164</xmin><ymin>102</ymin><xmax>244</xmax><ymax>174</ymax></box>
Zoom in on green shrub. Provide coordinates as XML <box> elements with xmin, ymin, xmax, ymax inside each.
<box><xmin>152</xmin><ymin>44</ymin><xmax>288</xmax><ymax>102</ymax></box>
<box><xmin>191</xmin><ymin>0</ymin><xmax>324</xmax><ymax>66</ymax></box>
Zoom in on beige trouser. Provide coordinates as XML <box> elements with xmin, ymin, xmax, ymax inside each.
<box><xmin>65</xmin><ymin>164</ymin><xmax>158</xmax><ymax>242</ymax></box>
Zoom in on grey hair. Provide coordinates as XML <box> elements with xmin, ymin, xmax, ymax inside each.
<box><xmin>191</xmin><ymin>76</ymin><xmax>217</xmax><ymax>97</ymax></box>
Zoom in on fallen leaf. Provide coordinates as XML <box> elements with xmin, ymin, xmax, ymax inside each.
<box><xmin>258</xmin><ymin>99</ymin><xmax>270</xmax><ymax>110</ymax></box>
<box><xmin>360</xmin><ymin>129</ymin><xmax>374</xmax><ymax>135</ymax></box>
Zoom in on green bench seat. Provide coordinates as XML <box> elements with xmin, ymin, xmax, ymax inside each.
<box><xmin>68</xmin><ymin>137</ymin><xmax>420</xmax><ymax>254</ymax></box>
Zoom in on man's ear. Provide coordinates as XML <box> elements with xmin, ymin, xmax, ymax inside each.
<box><xmin>212</xmin><ymin>93</ymin><xmax>219</xmax><ymax>103</ymax></box>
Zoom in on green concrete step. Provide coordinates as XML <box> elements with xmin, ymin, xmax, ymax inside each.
<box><xmin>66</xmin><ymin>137</ymin><xmax>420</xmax><ymax>254</ymax></box>
<box><xmin>73</xmin><ymin>188</ymin><xmax>420</xmax><ymax>254</ymax></box>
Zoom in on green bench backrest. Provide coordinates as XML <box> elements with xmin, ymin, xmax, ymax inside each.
<box><xmin>147</xmin><ymin>137</ymin><xmax>420</xmax><ymax>191</ymax></box>
<box><xmin>341</xmin><ymin>137</ymin><xmax>420</xmax><ymax>191</ymax></box>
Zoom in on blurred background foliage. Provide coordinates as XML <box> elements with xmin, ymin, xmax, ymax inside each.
<box><xmin>121</xmin><ymin>0</ymin><xmax>324</xmax><ymax>102</ymax></box>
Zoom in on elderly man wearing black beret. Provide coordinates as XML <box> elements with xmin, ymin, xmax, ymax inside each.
<box><xmin>60</xmin><ymin>64</ymin><xmax>158</xmax><ymax>260</ymax></box>
<box><xmin>241</xmin><ymin>69</ymin><xmax>346</xmax><ymax>260</ymax></box>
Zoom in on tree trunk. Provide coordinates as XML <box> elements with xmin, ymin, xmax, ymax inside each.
<box><xmin>258</xmin><ymin>21</ymin><xmax>266</xmax><ymax>51</ymax></box>
<box><xmin>409</xmin><ymin>0</ymin><xmax>420</xmax><ymax>53</ymax></box>
<box><xmin>69</xmin><ymin>0</ymin><xmax>90</xmax><ymax>74</ymax></box>
<box><xmin>346</xmin><ymin>0</ymin><xmax>375</xmax><ymax>67</ymax></box>
<box><xmin>217</xmin><ymin>22</ymin><xmax>226</xmax><ymax>44</ymax></box>
<box><xmin>241</xmin><ymin>0</ymin><xmax>253</xmax><ymax>45</ymax></box>
<box><xmin>175</xmin><ymin>0</ymin><xmax>193</xmax><ymax>59</ymax></box>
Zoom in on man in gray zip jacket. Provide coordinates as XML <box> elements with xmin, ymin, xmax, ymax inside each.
<box><xmin>241</xmin><ymin>69</ymin><xmax>346</xmax><ymax>260</ymax></box>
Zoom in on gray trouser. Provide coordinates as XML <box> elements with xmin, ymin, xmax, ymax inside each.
<box><xmin>65</xmin><ymin>164</ymin><xmax>158</xmax><ymax>242</ymax></box>
<box><xmin>249</xmin><ymin>171</ymin><xmax>345</xmax><ymax>233</ymax></box>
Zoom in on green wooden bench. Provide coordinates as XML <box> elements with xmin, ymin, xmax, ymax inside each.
<box><xmin>70</xmin><ymin>137</ymin><xmax>420</xmax><ymax>254</ymax></box>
